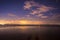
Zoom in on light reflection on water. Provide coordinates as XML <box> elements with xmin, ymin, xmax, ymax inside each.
<box><xmin>0</xmin><ymin>26</ymin><xmax>49</xmax><ymax>40</ymax></box>
<box><xmin>0</xmin><ymin>26</ymin><xmax>60</xmax><ymax>40</ymax></box>
<box><xmin>0</xmin><ymin>26</ymin><xmax>59</xmax><ymax>34</ymax></box>
<box><xmin>0</xmin><ymin>26</ymin><xmax>41</xmax><ymax>33</ymax></box>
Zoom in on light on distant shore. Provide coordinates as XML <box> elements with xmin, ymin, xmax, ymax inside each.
<box><xmin>0</xmin><ymin>23</ymin><xmax>5</xmax><ymax>25</ymax></box>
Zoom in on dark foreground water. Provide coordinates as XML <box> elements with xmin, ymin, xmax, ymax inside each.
<box><xmin>0</xmin><ymin>25</ymin><xmax>60</xmax><ymax>40</ymax></box>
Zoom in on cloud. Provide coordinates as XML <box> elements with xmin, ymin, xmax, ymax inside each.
<box><xmin>41</xmin><ymin>16</ymin><xmax>48</xmax><ymax>18</ymax></box>
<box><xmin>23</xmin><ymin>1</ymin><xmax>60</xmax><ymax>24</ymax></box>
<box><xmin>36</xmin><ymin>14</ymin><xmax>43</xmax><ymax>17</ymax></box>
<box><xmin>24</xmin><ymin>1</ymin><xmax>55</xmax><ymax>18</ymax></box>
<box><xmin>24</xmin><ymin>1</ymin><xmax>40</xmax><ymax>10</ymax></box>
<box><xmin>50</xmin><ymin>13</ymin><xmax>60</xmax><ymax>20</ymax></box>
<box><xmin>30</xmin><ymin>5</ymin><xmax>54</xmax><ymax>15</ymax></box>
<box><xmin>30</xmin><ymin>10</ymin><xmax>39</xmax><ymax>15</ymax></box>
<box><xmin>36</xmin><ymin>14</ymin><xmax>48</xmax><ymax>18</ymax></box>
<box><xmin>37</xmin><ymin>5</ymin><xmax>53</xmax><ymax>13</ymax></box>
<box><xmin>24</xmin><ymin>1</ymin><xmax>32</xmax><ymax>9</ymax></box>
<box><xmin>8</xmin><ymin>13</ymin><xmax>16</xmax><ymax>17</ymax></box>
<box><xmin>42</xmin><ymin>13</ymin><xmax>60</xmax><ymax>24</ymax></box>
<box><xmin>8</xmin><ymin>13</ymin><xmax>21</xmax><ymax>19</ymax></box>
<box><xmin>25</xmin><ymin>15</ymin><xmax>30</xmax><ymax>17</ymax></box>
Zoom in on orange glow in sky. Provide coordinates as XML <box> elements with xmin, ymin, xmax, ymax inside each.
<box><xmin>19</xmin><ymin>20</ymin><xmax>42</xmax><ymax>25</ymax></box>
<box><xmin>0</xmin><ymin>20</ymin><xmax>43</xmax><ymax>25</ymax></box>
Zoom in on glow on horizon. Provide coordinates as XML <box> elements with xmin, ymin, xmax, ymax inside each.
<box><xmin>19</xmin><ymin>20</ymin><xmax>43</xmax><ymax>25</ymax></box>
<box><xmin>0</xmin><ymin>20</ymin><xmax>60</xmax><ymax>25</ymax></box>
<box><xmin>0</xmin><ymin>20</ymin><xmax>43</xmax><ymax>25</ymax></box>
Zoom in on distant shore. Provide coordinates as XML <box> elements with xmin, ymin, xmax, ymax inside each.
<box><xmin>0</xmin><ymin>24</ymin><xmax>60</xmax><ymax>27</ymax></box>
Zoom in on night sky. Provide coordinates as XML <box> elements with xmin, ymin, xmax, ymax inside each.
<box><xmin>0</xmin><ymin>0</ymin><xmax>60</xmax><ymax>24</ymax></box>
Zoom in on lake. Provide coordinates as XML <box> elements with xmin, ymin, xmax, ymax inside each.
<box><xmin>0</xmin><ymin>25</ymin><xmax>60</xmax><ymax>40</ymax></box>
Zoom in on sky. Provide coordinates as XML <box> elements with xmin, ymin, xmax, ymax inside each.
<box><xmin>0</xmin><ymin>0</ymin><xmax>60</xmax><ymax>24</ymax></box>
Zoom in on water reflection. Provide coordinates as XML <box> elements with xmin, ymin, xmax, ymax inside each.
<box><xmin>0</xmin><ymin>26</ymin><xmax>59</xmax><ymax>34</ymax></box>
<box><xmin>0</xmin><ymin>26</ymin><xmax>41</xmax><ymax>33</ymax></box>
<box><xmin>0</xmin><ymin>26</ymin><xmax>60</xmax><ymax>40</ymax></box>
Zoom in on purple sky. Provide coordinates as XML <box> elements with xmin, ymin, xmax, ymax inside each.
<box><xmin>0</xmin><ymin>0</ymin><xmax>60</xmax><ymax>24</ymax></box>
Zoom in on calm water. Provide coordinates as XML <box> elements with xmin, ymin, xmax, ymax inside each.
<box><xmin>0</xmin><ymin>26</ymin><xmax>60</xmax><ymax>40</ymax></box>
